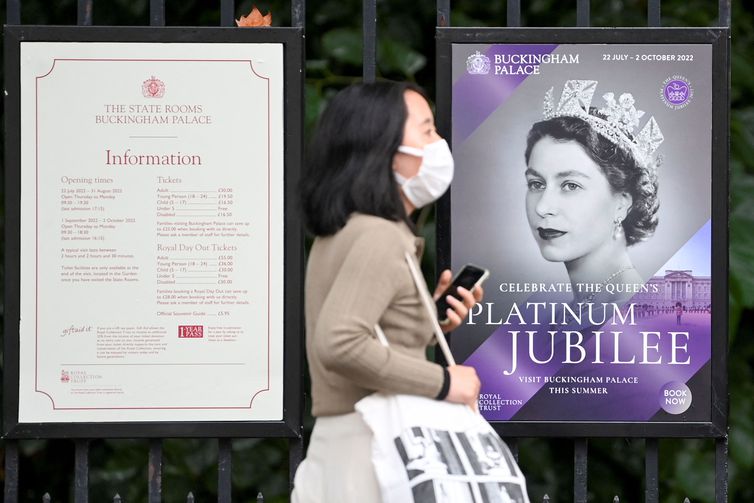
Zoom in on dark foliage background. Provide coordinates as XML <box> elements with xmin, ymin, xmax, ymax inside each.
<box><xmin>1</xmin><ymin>1</ymin><xmax>752</xmax><ymax>501</ymax></box>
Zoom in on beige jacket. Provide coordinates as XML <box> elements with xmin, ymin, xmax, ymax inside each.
<box><xmin>305</xmin><ymin>213</ymin><xmax>444</xmax><ymax>416</ymax></box>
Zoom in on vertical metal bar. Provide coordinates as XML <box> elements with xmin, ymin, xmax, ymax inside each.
<box><xmin>150</xmin><ymin>0</ymin><xmax>166</xmax><ymax>26</ymax></box>
<box><xmin>648</xmin><ymin>0</ymin><xmax>661</xmax><ymax>27</ymax></box>
<box><xmin>148</xmin><ymin>440</ymin><xmax>163</xmax><ymax>503</ymax></box>
<box><xmin>719</xmin><ymin>0</ymin><xmax>731</xmax><ymax>27</ymax></box>
<box><xmin>74</xmin><ymin>440</ymin><xmax>90</xmax><ymax>503</ymax></box>
<box><xmin>218</xmin><ymin>439</ymin><xmax>233</xmax><ymax>503</ymax></box>
<box><xmin>574</xmin><ymin>439</ymin><xmax>588</xmax><ymax>503</ymax></box>
<box><xmin>576</xmin><ymin>0</ymin><xmax>590</xmax><ymax>27</ymax></box>
<box><xmin>507</xmin><ymin>0</ymin><xmax>521</xmax><ymax>27</ymax></box>
<box><xmin>4</xmin><ymin>440</ymin><xmax>19</xmax><ymax>503</ymax></box>
<box><xmin>292</xmin><ymin>0</ymin><xmax>305</xmax><ymax>28</ymax></box>
<box><xmin>437</xmin><ymin>0</ymin><xmax>450</xmax><ymax>27</ymax></box>
<box><xmin>289</xmin><ymin>436</ymin><xmax>304</xmax><ymax>492</ymax></box>
<box><xmin>645</xmin><ymin>438</ymin><xmax>659</xmax><ymax>503</ymax></box>
<box><xmin>715</xmin><ymin>437</ymin><xmax>728</xmax><ymax>503</ymax></box>
<box><xmin>362</xmin><ymin>0</ymin><xmax>377</xmax><ymax>82</ymax></box>
<box><xmin>221</xmin><ymin>0</ymin><xmax>234</xmax><ymax>27</ymax></box>
<box><xmin>507</xmin><ymin>438</ymin><xmax>519</xmax><ymax>462</ymax></box>
<box><xmin>77</xmin><ymin>0</ymin><xmax>93</xmax><ymax>25</ymax></box>
<box><xmin>7</xmin><ymin>0</ymin><xmax>20</xmax><ymax>24</ymax></box>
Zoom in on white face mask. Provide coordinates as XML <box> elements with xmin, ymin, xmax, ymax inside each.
<box><xmin>394</xmin><ymin>139</ymin><xmax>455</xmax><ymax>208</ymax></box>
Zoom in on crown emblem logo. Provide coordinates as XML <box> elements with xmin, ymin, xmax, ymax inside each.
<box><xmin>661</xmin><ymin>76</ymin><xmax>693</xmax><ymax>110</ymax></box>
<box><xmin>466</xmin><ymin>51</ymin><xmax>491</xmax><ymax>75</ymax></box>
<box><xmin>142</xmin><ymin>76</ymin><xmax>165</xmax><ymax>98</ymax></box>
<box><xmin>665</xmin><ymin>82</ymin><xmax>688</xmax><ymax>103</ymax></box>
<box><xmin>544</xmin><ymin>80</ymin><xmax>663</xmax><ymax>169</ymax></box>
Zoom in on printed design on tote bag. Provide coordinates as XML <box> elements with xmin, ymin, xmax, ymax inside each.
<box><xmin>393</xmin><ymin>426</ymin><xmax>527</xmax><ymax>503</ymax></box>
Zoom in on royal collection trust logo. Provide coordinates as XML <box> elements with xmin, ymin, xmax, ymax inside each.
<box><xmin>661</xmin><ymin>75</ymin><xmax>693</xmax><ymax>110</ymax></box>
<box><xmin>142</xmin><ymin>75</ymin><xmax>166</xmax><ymax>98</ymax></box>
<box><xmin>466</xmin><ymin>51</ymin><xmax>491</xmax><ymax>75</ymax></box>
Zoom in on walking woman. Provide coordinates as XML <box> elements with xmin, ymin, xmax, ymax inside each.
<box><xmin>292</xmin><ymin>81</ymin><xmax>483</xmax><ymax>502</ymax></box>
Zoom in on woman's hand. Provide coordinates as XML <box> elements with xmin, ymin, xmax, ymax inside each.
<box><xmin>446</xmin><ymin>365</ymin><xmax>481</xmax><ymax>410</ymax></box>
<box><xmin>433</xmin><ymin>269</ymin><xmax>484</xmax><ymax>333</ymax></box>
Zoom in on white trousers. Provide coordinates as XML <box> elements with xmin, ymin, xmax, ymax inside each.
<box><xmin>291</xmin><ymin>412</ymin><xmax>381</xmax><ymax>503</ymax></box>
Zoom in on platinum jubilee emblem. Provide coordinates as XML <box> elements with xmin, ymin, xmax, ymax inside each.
<box><xmin>661</xmin><ymin>75</ymin><xmax>693</xmax><ymax>110</ymax></box>
<box><xmin>466</xmin><ymin>51</ymin><xmax>491</xmax><ymax>75</ymax></box>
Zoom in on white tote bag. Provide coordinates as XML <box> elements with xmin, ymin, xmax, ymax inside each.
<box><xmin>355</xmin><ymin>253</ymin><xmax>530</xmax><ymax>503</ymax></box>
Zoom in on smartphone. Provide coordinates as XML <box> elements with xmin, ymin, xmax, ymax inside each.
<box><xmin>436</xmin><ymin>264</ymin><xmax>489</xmax><ymax>323</ymax></box>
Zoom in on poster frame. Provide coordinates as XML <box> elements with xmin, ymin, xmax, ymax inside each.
<box><xmin>3</xmin><ymin>25</ymin><xmax>304</xmax><ymax>439</ymax></box>
<box><xmin>435</xmin><ymin>27</ymin><xmax>728</xmax><ymax>438</ymax></box>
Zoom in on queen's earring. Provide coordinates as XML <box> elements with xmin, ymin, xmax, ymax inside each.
<box><xmin>613</xmin><ymin>217</ymin><xmax>624</xmax><ymax>240</ymax></box>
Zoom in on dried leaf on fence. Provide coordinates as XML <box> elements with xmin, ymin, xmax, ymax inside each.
<box><xmin>236</xmin><ymin>6</ymin><xmax>272</xmax><ymax>27</ymax></box>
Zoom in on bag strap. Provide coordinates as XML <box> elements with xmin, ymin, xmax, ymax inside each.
<box><xmin>372</xmin><ymin>253</ymin><xmax>456</xmax><ymax>366</ymax></box>
<box><xmin>403</xmin><ymin>252</ymin><xmax>456</xmax><ymax>366</ymax></box>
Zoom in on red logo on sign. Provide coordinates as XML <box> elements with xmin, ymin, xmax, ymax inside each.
<box><xmin>142</xmin><ymin>76</ymin><xmax>165</xmax><ymax>98</ymax></box>
<box><xmin>178</xmin><ymin>325</ymin><xmax>204</xmax><ymax>338</ymax></box>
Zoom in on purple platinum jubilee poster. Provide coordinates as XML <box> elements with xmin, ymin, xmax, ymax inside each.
<box><xmin>449</xmin><ymin>42</ymin><xmax>712</xmax><ymax>424</ymax></box>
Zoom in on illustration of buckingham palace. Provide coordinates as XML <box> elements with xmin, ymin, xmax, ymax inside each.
<box><xmin>632</xmin><ymin>270</ymin><xmax>712</xmax><ymax>311</ymax></box>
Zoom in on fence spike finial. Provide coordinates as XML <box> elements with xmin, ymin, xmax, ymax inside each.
<box><xmin>542</xmin><ymin>495</ymin><xmax>550</xmax><ymax>502</ymax></box>
<box><xmin>113</xmin><ymin>494</ymin><xmax>122</xmax><ymax>503</ymax></box>
<box><xmin>187</xmin><ymin>492</ymin><xmax>195</xmax><ymax>503</ymax></box>
<box><xmin>43</xmin><ymin>493</ymin><xmax>51</xmax><ymax>503</ymax></box>
<box><xmin>683</xmin><ymin>499</ymin><xmax>691</xmax><ymax>503</ymax></box>
<box><xmin>257</xmin><ymin>491</ymin><xmax>264</xmax><ymax>502</ymax></box>
<box><xmin>614</xmin><ymin>497</ymin><xmax>620</xmax><ymax>502</ymax></box>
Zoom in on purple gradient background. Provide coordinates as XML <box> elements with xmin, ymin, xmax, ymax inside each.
<box><xmin>468</xmin><ymin>306</ymin><xmax>709</xmax><ymax>421</ymax></box>
<box><xmin>452</xmin><ymin>45</ymin><xmax>557</xmax><ymax>144</ymax></box>
<box><xmin>467</xmin><ymin>224</ymin><xmax>711</xmax><ymax>421</ymax></box>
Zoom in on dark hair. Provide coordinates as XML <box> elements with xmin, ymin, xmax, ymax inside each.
<box><xmin>524</xmin><ymin>114</ymin><xmax>659</xmax><ymax>245</ymax></box>
<box><xmin>300</xmin><ymin>81</ymin><xmax>428</xmax><ymax>236</ymax></box>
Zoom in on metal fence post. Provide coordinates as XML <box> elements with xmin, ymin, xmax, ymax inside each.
<box><xmin>149</xmin><ymin>439</ymin><xmax>163</xmax><ymax>503</ymax></box>
<box><xmin>150</xmin><ymin>0</ymin><xmax>165</xmax><ymax>26</ymax></box>
<box><xmin>218</xmin><ymin>439</ymin><xmax>233</xmax><ymax>503</ymax></box>
<box><xmin>716</xmin><ymin>437</ymin><xmax>728</xmax><ymax>503</ymax></box>
<box><xmin>4</xmin><ymin>440</ymin><xmax>20</xmax><ymax>503</ymax></box>
<box><xmin>507</xmin><ymin>0</ymin><xmax>521</xmax><ymax>27</ymax></box>
<box><xmin>74</xmin><ymin>440</ymin><xmax>90</xmax><ymax>503</ymax></box>
<box><xmin>77</xmin><ymin>0</ymin><xmax>93</xmax><ymax>25</ymax></box>
<box><xmin>292</xmin><ymin>0</ymin><xmax>306</xmax><ymax>28</ymax></box>
<box><xmin>7</xmin><ymin>0</ymin><xmax>20</xmax><ymax>23</ymax></box>
<box><xmin>574</xmin><ymin>439</ymin><xmax>588</xmax><ymax>503</ymax></box>
<box><xmin>648</xmin><ymin>0</ymin><xmax>661</xmax><ymax>27</ymax></box>
<box><xmin>719</xmin><ymin>0</ymin><xmax>731</xmax><ymax>27</ymax></box>
<box><xmin>645</xmin><ymin>438</ymin><xmax>659</xmax><ymax>503</ymax></box>
<box><xmin>576</xmin><ymin>0</ymin><xmax>590</xmax><ymax>27</ymax></box>
<box><xmin>221</xmin><ymin>0</ymin><xmax>234</xmax><ymax>26</ymax></box>
<box><xmin>362</xmin><ymin>0</ymin><xmax>377</xmax><ymax>82</ymax></box>
<box><xmin>289</xmin><ymin>436</ymin><xmax>304</xmax><ymax>492</ymax></box>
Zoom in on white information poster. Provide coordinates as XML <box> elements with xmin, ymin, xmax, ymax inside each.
<box><xmin>18</xmin><ymin>42</ymin><xmax>285</xmax><ymax>422</ymax></box>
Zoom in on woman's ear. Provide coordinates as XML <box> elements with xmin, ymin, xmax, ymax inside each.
<box><xmin>616</xmin><ymin>192</ymin><xmax>633</xmax><ymax>221</ymax></box>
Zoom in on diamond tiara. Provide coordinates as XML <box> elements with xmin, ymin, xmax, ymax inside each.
<box><xmin>543</xmin><ymin>80</ymin><xmax>664</xmax><ymax>169</ymax></box>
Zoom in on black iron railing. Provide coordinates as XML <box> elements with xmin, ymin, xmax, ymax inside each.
<box><xmin>1</xmin><ymin>0</ymin><xmax>731</xmax><ymax>501</ymax></box>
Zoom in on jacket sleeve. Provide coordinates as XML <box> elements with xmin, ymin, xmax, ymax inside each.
<box><xmin>311</xmin><ymin>224</ymin><xmax>444</xmax><ymax>398</ymax></box>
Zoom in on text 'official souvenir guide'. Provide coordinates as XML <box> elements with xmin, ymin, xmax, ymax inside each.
<box><xmin>446</xmin><ymin>37</ymin><xmax>720</xmax><ymax>430</ymax></box>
